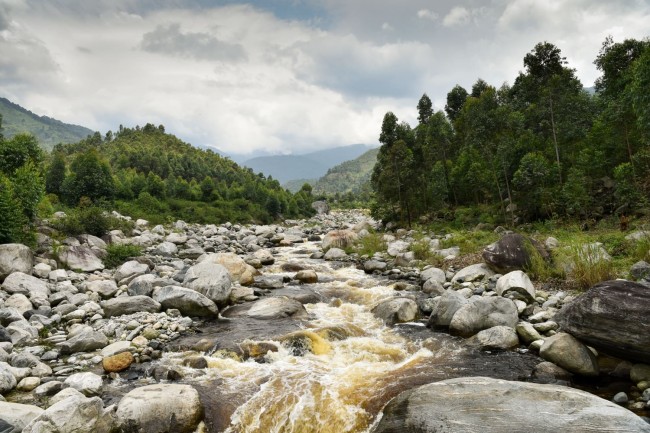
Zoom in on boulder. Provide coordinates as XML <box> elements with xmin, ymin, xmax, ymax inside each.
<box><xmin>153</xmin><ymin>286</ymin><xmax>218</xmax><ymax>317</ymax></box>
<box><xmin>1</xmin><ymin>272</ymin><xmax>49</xmax><ymax>302</ymax></box>
<box><xmin>466</xmin><ymin>325</ymin><xmax>519</xmax><ymax>350</ymax></box>
<box><xmin>364</xmin><ymin>260</ymin><xmax>387</xmax><ymax>273</ymax></box>
<box><xmin>127</xmin><ymin>274</ymin><xmax>158</xmax><ymax>297</ymax></box>
<box><xmin>182</xmin><ymin>261</ymin><xmax>232</xmax><ymax>307</ymax></box>
<box><xmin>311</xmin><ymin>201</ymin><xmax>330</xmax><ymax>215</ymax></box>
<box><xmin>420</xmin><ymin>267</ymin><xmax>446</xmax><ymax>285</ymax></box>
<box><xmin>116</xmin><ymin>384</ymin><xmax>203</xmax><ymax>433</ymax></box>
<box><xmin>114</xmin><ymin>260</ymin><xmax>148</xmax><ymax>285</ymax></box>
<box><xmin>451</xmin><ymin>263</ymin><xmax>495</xmax><ymax>284</ymax></box>
<box><xmin>516</xmin><ymin>321</ymin><xmax>544</xmax><ymax>345</ymax></box>
<box><xmin>153</xmin><ymin>241</ymin><xmax>178</xmax><ymax>257</ymax></box>
<box><xmin>0</xmin><ymin>244</ymin><xmax>33</xmax><ymax>282</ymax></box>
<box><xmin>495</xmin><ymin>270</ymin><xmax>536</xmax><ymax>303</ymax></box>
<box><xmin>58</xmin><ymin>246</ymin><xmax>104</xmax><ymax>272</ymax></box>
<box><xmin>539</xmin><ymin>332</ymin><xmax>599</xmax><ymax>376</ymax></box>
<box><xmin>252</xmin><ymin>249</ymin><xmax>275</xmax><ymax>265</ymax></box>
<box><xmin>323</xmin><ymin>248</ymin><xmax>347</xmax><ymax>261</ymax></box>
<box><xmin>427</xmin><ymin>289</ymin><xmax>468</xmax><ymax>328</ymax></box>
<box><xmin>85</xmin><ymin>279</ymin><xmax>119</xmax><ymax>299</ymax></box>
<box><xmin>196</xmin><ymin>253</ymin><xmax>257</xmax><ymax>286</ymax></box>
<box><xmin>373</xmin><ymin>377</ymin><xmax>650</xmax><ymax>433</ymax></box>
<box><xmin>630</xmin><ymin>261</ymin><xmax>650</xmax><ymax>281</ymax></box>
<box><xmin>0</xmin><ymin>362</ymin><xmax>17</xmax><ymax>393</ymax></box>
<box><xmin>22</xmin><ymin>394</ymin><xmax>115</xmax><ymax>433</ymax></box>
<box><xmin>0</xmin><ymin>402</ymin><xmax>43</xmax><ymax>433</ymax></box>
<box><xmin>387</xmin><ymin>240</ymin><xmax>409</xmax><ymax>257</ymax></box>
<box><xmin>321</xmin><ymin>230</ymin><xmax>358</xmax><ymax>252</ymax></box>
<box><xmin>449</xmin><ymin>297</ymin><xmax>518</xmax><ymax>337</ymax></box>
<box><xmin>244</xmin><ymin>296</ymin><xmax>307</xmax><ymax>320</ymax></box>
<box><xmin>59</xmin><ymin>327</ymin><xmax>109</xmax><ymax>354</ymax></box>
<box><xmin>554</xmin><ymin>280</ymin><xmax>650</xmax><ymax>363</ymax></box>
<box><xmin>482</xmin><ymin>233</ymin><xmax>548</xmax><ymax>273</ymax></box>
<box><xmin>64</xmin><ymin>372</ymin><xmax>103</xmax><ymax>396</ymax></box>
<box><xmin>101</xmin><ymin>296</ymin><xmax>161</xmax><ymax>317</ymax></box>
<box><xmin>294</xmin><ymin>270</ymin><xmax>318</xmax><ymax>284</ymax></box>
<box><xmin>371</xmin><ymin>298</ymin><xmax>418</xmax><ymax>325</ymax></box>
<box><xmin>102</xmin><ymin>352</ymin><xmax>134</xmax><ymax>373</ymax></box>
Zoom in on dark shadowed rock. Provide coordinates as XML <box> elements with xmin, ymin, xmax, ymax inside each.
<box><xmin>482</xmin><ymin>233</ymin><xmax>548</xmax><ymax>273</ymax></box>
<box><xmin>555</xmin><ymin>280</ymin><xmax>650</xmax><ymax>363</ymax></box>
<box><xmin>372</xmin><ymin>377</ymin><xmax>650</xmax><ymax>433</ymax></box>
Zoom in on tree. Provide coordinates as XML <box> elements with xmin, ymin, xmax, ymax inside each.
<box><xmin>417</xmin><ymin>93</ymin><xmax>433</xmax><ymax>125</ymax></box>
<box><xmin>379</xmin><ymin>112</ymin><xmax>399</xmax><ymax>146</ymax></box>
<box><xmin>45</xmin><ymin>152</ymin><xmax>67</xmax><ymax>196</ymax></box>
<box><xmin>470</xmin><ymin>78</ymin><xmax>490</xmax><ymax>98</ymax></box>
<box><xmin>0</xmin><ymin>175</ymin><xmax>27</xmax><ymax>244</ymax></box>
<box><xmin>0</xmin><ymin>133</ymin><xmax>42</xmax><ymax>175</ymax></box>
<box><xmin>445</xmin><ymin>85</ymin><xmax>468</xmax><ymax>122</ymax></box>
<box><xmin>12</xmin><ymin>162</ymin><xmax>44</xmax><ymax>220</ymax></box>
<box><xmin>512</xmin><ymin>152</ymin><xmax>558</xmax><ymax>219</ymax></box>
<box><xmin>62</xmin><ymin>149</ymin><xmax>115</xmax><ymax>205</ymax></box>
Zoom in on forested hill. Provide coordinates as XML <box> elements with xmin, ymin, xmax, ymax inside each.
<box><xmin>312</xmin><ymin>148</ymin><xmax>379</xmax><ymax>194</ymax></box>
<box><xmin>0</xmin><ymin>97</ymin><xmax>94</xmax><ymax>150</ymax></box>
<box><xmin>50</xmin><ymin>124</ymin><xmax>315</xmax><ymax>224</ymax></box>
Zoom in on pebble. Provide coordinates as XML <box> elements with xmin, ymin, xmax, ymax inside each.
<box><xmin>613</xmin><ymin>392</ymin><xmax>629</xmax><ymax>404</ymax></box>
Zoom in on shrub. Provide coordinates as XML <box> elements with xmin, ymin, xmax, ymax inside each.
<box><xmin>104</xmin><ymin>244</ymin><xmax>142</xmax><ymax>268</ymax></box>
<box><xmin>354</xmin><ymin>232</ymin><xmax>387</xmax><ymax>257</ymax></box>
<box><xmin>564</xmin><ymin>243</ymin><xmax>617</xmax><ymax>290</ymax></box>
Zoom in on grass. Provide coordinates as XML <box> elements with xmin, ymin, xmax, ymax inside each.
<box><xmin>438</xmin><ymin>230</ymin><xmax>499</xmax><ymax>255</ymax></box>
<box><xmin>104</xmin><ymin>243</ymin><xmax>143</xmax><ymax>268</ymax></box>
<box><xmin>351</xmin><ymin>232</ymin><xmax>387</xmax><ymax>257</ymax></box>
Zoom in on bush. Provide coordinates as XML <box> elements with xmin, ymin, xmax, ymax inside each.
<box><xmin>354</xmin><ymin>232</ymin><xmax>387</xmax><ymax>257</ymax></box>
<box><xmin>53</xmin><ymin>206</ymin><xmax>131</xmax><ymax>237</ymax></box>
<box><xmin>564</xmin><ymin>243</ymin><xmax>617</xmax><ymax>290</ymax></box>
<box><xmin>104</xmin><ymin>244</ymin><xmax>142</xmax><ymax>268</ymax></box>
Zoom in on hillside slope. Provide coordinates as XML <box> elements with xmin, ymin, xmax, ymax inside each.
<box><xmin>311</xmin><ymin>148</ymin><xmax>379</xmax><ymax>195</ymax></box>
<box><xmin>0</xmin><ymin>97</ymin><xmax>94</xmax><ymax>150</ymax></box>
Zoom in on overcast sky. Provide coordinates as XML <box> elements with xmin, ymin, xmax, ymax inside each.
<box><xmin>1</xmin><ymin>0</ymin><xmax>649</xmax><ymax>156</ymax></box>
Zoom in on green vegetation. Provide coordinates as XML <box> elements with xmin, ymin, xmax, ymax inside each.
<box><xmin>312</xmin><ymin>148</ymin><xmax>378</xmax><ymax>196</ymax></box>
<box><xmin>0</xmin><ymin>97</ymin><xmax>93</xmax><ymax>150</ymax></box>
<box><xmin>104</xmin><ymin>244</ymin><xmax>143</xmax><ymax>268</ymax></box>
<box><xmin>352</xmin><ymin>232</ymin><xmax>387</xmax><ymax>257</ymax></box>
<box><xmin>371</xmin><ymin>38</ymin><xmax>650</xmax><ymax>228</ymax></box>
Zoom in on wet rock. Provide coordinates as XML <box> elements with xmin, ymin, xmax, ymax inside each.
<box><xmin>482</xmin><ymin>233</ymin><xmax>548</xmax><ymax>274</ymax></box>
<box><xmin>465</xmin><ymin>325</ymin><xmax>519</xmax><ymax>350</ymax></box>
<box><xmin>183</xmin><ymin>261</ymin><xmax>232</xmax><ymax>307</ymax></box>
<box><xmin>251</xmin><ymin>276</ymin><xmax>284</xmax><ymax>290</ymax></box>
<box><xmin>427</xmin><ymin>289</ymin><xmax>468</xmax><ymax>328</ymax></box>
<box><xmin>294</xmin><ymin>270</ymin><xmax>318</xmax><ymax>284</ymax></box>
<box><xmin>322</xmin><ymin>230</ymin><xmax>358</xmax><ymax>252</ymax></box>
<box><xmin>58</xmin><ymin>246</ymin><xmax>104</xmax><ymax>272</ymax></box>
<box><xmin>554</xmin><ymin>280</ymin><xmax>650</xmax><ymax>363</ymax></box>
<box><xmin>116</xmin><ymin>384</ymin><xmax>203</xmax><ymax>433</ymax></box>
<box><xmin>495</xmin><ymin>270</ymin><xmax>535</xmax><ymax>303</ymax></box>
<box><xmin>64</xmin><ymin>372</ymin><xmax>103</xmax><ymax>396</ymax></box>
<box><xmin>153</xmin><ymin>285</ymin><xmax>218</xmax><ymax>317</ymax></box>
<box><xmin>373</xmin><ymin>377</ymin><xmax>650</xmax><ymax>433</ymax></box>
<box><xmin>182</xmin><ymin>356</ymin><xmax>208</xmax><ymax>369</ymax></box>
<box><xmin>252</xmin><ymin>249</ymin><xmax>275</xmax><ymax>265</ymax></box>
<box><xmin>449</xmin><ymin>297</ymin><xmax>518</xmax><ymax>337</ymax></box>
<box><xmin>240</xmin><ymin>341</ymin><xmax>279</xmax><ymax>360</ymax></box>
<box><xmin>101</xmin><ymin>295</ymin><xmax>161</xmax><ymax>317</ymax></box>
<box><xmin>531</xmin><ymin>361</ymin><xmax>572</xmax><ymax>384</ymax></box>
<box><xmin>324</xmin><ymin>248</ymin><xmax>347</xmax><ymax>261</ymax></box>
<box><xmin>631</xmin><ymin>364</ymin><xmax>650</xmax><ymax>384</ymax></box>
<box><xmin>371</xmin><ymin>298</ymin><xmax>418</xmax><ymax>325</ymax></box>
<box><xmin>0</xmin><ymin>402</ymin><xmax>43</xmax><ymax>433</ymax></box>
<box><xmin>539</xmin><ymin>332</ymin><xmax>599</xmax><ymax>376</ymax></box>
<box><xmin>0</xmin><ymin>244</ymin><xmax>33</xmax><ymax>282</ymax></box>
<box><xmin>23</xmin><ymin>393</ymin><xmax>115</xmax><ymax>433</ymax></box>
<box><xmin>245</xmin><ymin>297</ymin><xmax>307</xmax><ymax>320</ymax></box>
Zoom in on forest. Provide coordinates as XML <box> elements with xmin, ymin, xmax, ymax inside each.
<box><xmin>371</xmin><ymin>38</ymin><xmax>650</xmax><ymax>227</ymax></box>
<box><xmin>0</xmin><ymin>122</ymin><xmax>316</xmax><ymax>244</ymax></box>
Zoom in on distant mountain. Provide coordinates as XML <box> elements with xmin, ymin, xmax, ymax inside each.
<box><xmin>292</xmin><ymin>147</ymin><xmax>379</xmax><ymax>195</ymax></box>
<box><xmin>243</xmin><ymin>144</ymin><xmax>373</xmax><ymax>184</ymax></box>
<box><xmin>0</xmin><ymin>97</ymin><xmax>94</xmax><ymax>150</ymax></box>
<box><xmin>284</xmin><ymin>178</ymin><xmax>317</xmax><ymax>193</ymax></box>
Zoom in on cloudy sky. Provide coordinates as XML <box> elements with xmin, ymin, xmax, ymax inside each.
<box><xmin>1</xmin><ymin>0</ymin><xmax>649</xmax><ymax>156</ymax></box>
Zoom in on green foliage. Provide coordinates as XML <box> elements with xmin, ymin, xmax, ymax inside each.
<box><xmin>564</xmin><ymin>243</ymin><xmax>617</xmax><ymax>290</ymax></box>
<box><xmin>62</xmin><ymin>149</ymin><xmax>115</xmax><ymax>205</ymax></box>
<box><xmin>12</xmin><ymin>161</ymin><xmax>45</xmax><ymax>220</ymax></box>
<box><xmin>353</xmin><ymin>232</ymin><xmax>387</xmax><ymax>257</ymax></box>
<box><xmin>0</xmin><ymin>175</ymin><xmax>27</xmax><ymax>244</ymax></box>
<box><xmin>439</xmin><ymin>229</ymin><xmax>499</xmax><ymax>255</ymax></box>
<box><xmin>45</xmin><ymin>151</ymin><xmax>66</xmax><ymax>195</ymax></box>
<box><xmin>104</xmin><ymin>244</ymin><xmax>143</xmax><ymax>269</ymax></box>
<box><xmin>614</xmin><ymin>162</ymin><xmax>645</xmax><ymax>209</ymax></box>
<box><xmin>52</xmin><ymin>206</ymin><xmax>125</xmax><ymax>237</ymax></box>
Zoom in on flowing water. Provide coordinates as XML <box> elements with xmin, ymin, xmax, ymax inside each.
<box><xmin>162</xmin><ymin>242</ymin><xmax>540</xmax><ymax>433</ymax></box>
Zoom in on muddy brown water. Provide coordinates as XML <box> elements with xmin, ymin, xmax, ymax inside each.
<box><xmin>134</xmin><ymin>242</ymin><xmax>647</xmax><ymax>432</ymax></box>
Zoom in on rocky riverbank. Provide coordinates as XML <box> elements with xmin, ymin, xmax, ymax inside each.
<box><xmin>0</xmin><ymin>209</ymin><xmax>649</xmax><ymax>432</ymax></box>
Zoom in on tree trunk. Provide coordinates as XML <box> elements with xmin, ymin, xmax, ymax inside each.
<box><xmin>549</xmin><ymin>96</ymin><xmax>562</xmax><ymax>184</ymax></box>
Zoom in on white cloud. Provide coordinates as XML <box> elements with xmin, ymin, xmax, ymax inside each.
<box><xmin>417</xmin><ymin>9</ymin><xmax>438</xmax><ymax>21</ymax></box>
<box><xmin>443</xmin><ymin>6</ymin><xmax>470</xmax><ymax>27</ymax></box>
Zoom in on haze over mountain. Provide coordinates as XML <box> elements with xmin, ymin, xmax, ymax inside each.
<box><xmin>0</xmin><ymin>97</ymin><xmax>94</xmax><ymax>150</ymax></box>
<box><xmin>243</xmin><ymin>144</ymin><xmax>374</xmax><ymax>184</ymax></box>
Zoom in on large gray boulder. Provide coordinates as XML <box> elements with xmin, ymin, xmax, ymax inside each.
<box><xmin>85</xmin><ymin>279</ymin><xmax>119</xmax><ymax>299</ymax></box>
<box><xmin>482</xmin><ymin>233</ymin><xmax>548</xmax><ymax>273</ymax></box>
<box><xmin>114</xmin><ymin>260</ymin><xmax>149</xmax><ymax>285</ymax></box>
<box><xmin>101</xmin><ymin>296</ymin><xmax>161</xmax><ymax>317</ymax></box>
<box><xmin>539</xmin><ymin>332</ymin><xmax>599</xmax><ymax>376</ymax></box>
<box><xmin>371</xmin><ymin>298</ymin><xmax>418</xmax><ymax>325</ymax></box>
<box><xmin>451</xmin><ymin>263</ymin><xmax>495</xmax><ymax>284</ymax></box>
<box><xmin>555</xmin><ymin>280</ymin><xmax>650</xmax><ymax>363</ymax></box>
<box><xmin>58</xmin><ymin>326</ymin><xmax>109</xmax><ymax>355</ymax></box>
<box><xmin>0</xmin><ymin>362</ymin><xmax>17</xmax><ymax>393</ymax></box>
<box><xmin>58</xmin><ymin>246</ymin><xmax>104</xmax><ymax>272</ymax></box>
<box><xmin>116</xmin><ymin>384</ymin><xmax>203</xmax><ymax>433</ymax></box>
<box><xmin>1</xmin><ymin>272</ymin><xmax>49</xmax><ymax>306</ymax></box>
<box><xmin>245</xmin><ymin>296</ymin><xmax>307</xmax><ymax>320</ymax></box>
<box><xmin>495</xmin><ymin>270</ymin><xmax>536</xmax><ymax>303</ymax></box>
<box><xmin>466</xmin><ymin>325</ymin><xmax>519</xmax><ymax>350</ymax></box>
<box><xmin>373</xmin><ymin>377</ymin><xmax>650</xmax><ymax>433</ymax></box>
<box><xmin>23</xmin><ymin>394</ymin><xmax>115</xmax><ymax>433</ymax></box>
<box><xmin>0</xmin><ymin>244</ymin><xmax>33</xmax><ymax>282</ymax></box>
<box><xmin>0</xmin><ymin>402</ymin><xmax>44</xmax><ymax>433</ymax></box>
<box><xmin>449</xmin><ymin>297</ymin><xmax>518</xmax><ymax>337</ymax></box>
<box><xmin>196</xmin><ymin>253</ymin><xmax>257</xmax><ymax>286</ymax></box>
<box><xmin>427</xmin><ymin>289</ymin><xmax>468</xmax><ymax>328</ymax></box>
<box><xmin>153</xmin><ymin>286</ymin><xmax>218</xmax><ymax>317</ymax></box>
<box><xmin>64</xmin><ymin>372</ymin><xmax>104</xmax><ymax>397</ymax></box>
<box><xmin>321</xmin><ymin>230</ymin><xmax>358</xmax><ymax>252</ymax></box>
<box><xmin>183</xmin><ymin>261</ymin><xmax>232</xmax><ymax>307</ymax></box>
